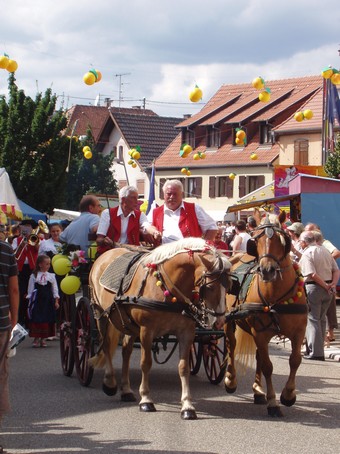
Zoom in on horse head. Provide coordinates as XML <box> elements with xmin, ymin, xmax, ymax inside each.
<box><xmin>252</xmin><ymin>217</ymin><xmax>291</xmax><ymax>282</ymax></box>
<box><xmin>193</xmin><ymin>246</ymin><xmax>232</xmax><ymax>318</ymax></box>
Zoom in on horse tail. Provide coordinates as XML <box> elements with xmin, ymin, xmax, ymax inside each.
<box><xmin>234</xmin><ymin>325</ymin><xmax>256</xmax><ymax>374</ymax></box>
<box><xmin>88</xmin><ymin>322</ymin><xmax>121</xmax><ymax>369</ymax></box>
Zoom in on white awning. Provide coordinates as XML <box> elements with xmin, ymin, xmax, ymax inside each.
<box><xmin>52</xmin><ymin>208</ymin><xmax>80</xmax><ymax>221</ymax></box>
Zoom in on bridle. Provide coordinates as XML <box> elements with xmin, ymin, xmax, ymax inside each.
<box><xmin>159</xmin><ymin>250</ymin><xmax>230</xmax><ymax>325</ymax></box>
<box><xmin>252</xmin><ymin>223</ymin><xmax>291</xmax><ymax>281</ymax></box>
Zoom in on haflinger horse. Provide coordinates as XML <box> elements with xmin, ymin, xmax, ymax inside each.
<box><xmin>225</xmin><ymin>212</ymin><xmax>308</xmax><ymax>417</ymax></box>
<box><xmin>88</xmin><ymin>237</ymin><xmax>231</xmax><ymax>420</ymax></box>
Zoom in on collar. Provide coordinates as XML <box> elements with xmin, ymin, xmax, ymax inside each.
<box><xmin>164</xmin><ymin>201</ymin><xmax>185</xmax><ymax>215</ymax></box>
<box><xmin>118</xmin><ymin>206</ymin><xmax>136</xmax><ymax>218</ymax></box>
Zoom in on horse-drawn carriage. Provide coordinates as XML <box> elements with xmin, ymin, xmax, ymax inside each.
<box><xmin>59</xmin><ymin>214</ymin><xmax>308</xmax><ymax>419</ymax></box>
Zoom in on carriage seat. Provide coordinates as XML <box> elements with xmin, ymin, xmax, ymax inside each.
<box><xmin>99</xmin><ymin>250</ymin><xmax>149</xmax><ymax>295</ymax></box>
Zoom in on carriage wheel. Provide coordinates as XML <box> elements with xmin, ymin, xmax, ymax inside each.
<box><xmin>202</xmin><ymin>333</ymin><xmax>227</xmax><ymax>385</ymax></box>
<box><xmin>189</xmin><ymin>339</ymin><xmax>203</xmax><ymax>375</ymax></box>
<box><xmin>73</xmin><ymin>297</ymin><xmax>96</xmax><ymax>386</ymax></box>
<box><xmin>59</xmin><ymin>293</ymin><xmax>76</xmax><ymax>376</ymax></box>
<box><xmin>152</xmin><ymin>335</ymin><xmax>178</xmax><ymax>364</ymax></box>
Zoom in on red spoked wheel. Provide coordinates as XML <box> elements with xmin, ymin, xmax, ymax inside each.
<box><xmin>189</xmin><ymin>339</ymin><xmax>203</xmax><ymax>375</ymax></box>
<box><xmin>59</xmin><ymin>293</ymin><xmax>76</xmax><ymax>377</ymax></box>
<box><xmin>73</xmin><ymin>297</ymin><xmax>96</xmax><ymax>386</ymax></box>
<box><xmin>202</xmin><ymin>333</ymin><xmax>227</xmax><ymax>385</ymax></box>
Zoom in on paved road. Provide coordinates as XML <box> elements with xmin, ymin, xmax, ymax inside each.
<box><xmin>2</xmin><ymin>326</ymin><xmax>340</xmax><ymax>454</ymax></box>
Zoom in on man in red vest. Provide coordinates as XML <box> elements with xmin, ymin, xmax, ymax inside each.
<box><xmin>149</xmin><ymin>179</ymin><xmax>217</xmax><ymax>245</ymax></box>
<box><xmin>11</xmin><ymin>219</ymin><xmax>39</xmax><ymax>326</ymax></box>
<box><xmin>96</xmin><ymin>186</ymin><xmax>160</xmax><ymax>255</ymax></box>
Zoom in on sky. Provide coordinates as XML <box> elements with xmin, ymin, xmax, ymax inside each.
<box><xmin>1</xmin><ymin>0</ymin><xmax>340</xmax><ymax>118</ymax></box>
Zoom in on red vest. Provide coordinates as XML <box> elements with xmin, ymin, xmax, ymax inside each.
<box><xmin>97</xmin><ymin>206</ymin><xmax>141</xmax><ymax>255</ymax></box>
<box><xmin>16</xmin><ymin>236</ymin><xmax>38</xmax><ymax>271</ymax></box>
<box><xmin>152</xmin><ymin>202</ymin><xmax>202</xmax><ymax>238</ymax></box>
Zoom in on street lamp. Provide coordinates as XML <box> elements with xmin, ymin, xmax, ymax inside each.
<box><xmin>113</xmin><ymin>157</ymin><xmax>130</xmax><ymax>185</ymax></box>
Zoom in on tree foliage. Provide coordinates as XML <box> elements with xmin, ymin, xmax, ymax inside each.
<box><xmin>324</xmin><ymin>135</ymin><xmax>340</xmax><ymax>179</ymax></box>
<box><xmin>0</xmin><ymin>74</ymin><xmax>117</xmax><ymax>213</ymax></box>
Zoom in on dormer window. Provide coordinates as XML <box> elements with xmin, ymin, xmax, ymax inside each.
<box><xmin>182</xmin><ymin>129</ymin><xmax>195</xmax><ymax>148</ymax></box>
<box><xmin>260</xmin><ymin>123</ymin><xmax>273</xmax><ymax>145</ymax></box>
<box><xmin>206</xmin><ymin>126</ymin><xmax>221</xmax><ymax>148</ymax></box>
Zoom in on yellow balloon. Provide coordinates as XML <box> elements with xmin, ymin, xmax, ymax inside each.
<box><xmin>0</xmin><ymin>55</ymin><xmax>9</xmax><ymax>69</ymax></box>
<box><xmin>83</xmin><ymin>72</ymin><xmax>96</xmax><ymax>85</ymax></box>
<box><xmin>6</xmin><ymin>60</ymin><xmax>18</xmax><ymax>73</ymax></box>
<box><xmin>60</xmin><ymin>275</ymin><xmax>81</xmax><ymax>295</ymax></box>
<box><xmin>95</xmin><ymin>69</ymin><xmax>102</xmax><ymax>82</ymax></box>
<box><xmin>259</xmin><ymin>91</ymin><xmax>270</xmax><ymax>102</ymax></box>
<box><xmin>53</xmin><ymin>257</ymin><xmax>71</xmax><ymax>276</ymax></box>
<box><xmin>189</xmin><ymin>86</ymin><xmax>203</xmax><ymax>102</ymax></box>
<box><xmin>51</xmin><ymin>254</ymin><xmax>68</xmax><ymax>266</ymax></box>
<box><xmin>303</xmin><ymin>109</ymin><xmax>313</xmax><ymax>120</ymax></box>
<box><xmin>331</xmin><ymin>73</ymin><xmax>340</xmax><ymax>85</ymax></box>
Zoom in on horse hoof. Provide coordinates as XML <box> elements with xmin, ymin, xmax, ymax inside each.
<box><xmin>254</xmin><ymin>394</ymin><xmax>267</xmax><ymax>405</ymax></box>
<box><xmin>121</xmin><ymin>392</ymin><xmax>137</xmax><ymax>402</ymax></box>
<box><xmin>267</xmin><ymin>406</ymin><xmax>283</xmax><ymax>417</ymax></box>
<box><xmin>102</xmin><ymin>383</ymin><xmax>117</xmax><ymax>396</ymax></box>
<box><xmin>225</xmin><ymin>385</ymin><xmax>237</xmax><ymax>394</ymax></box>
<box><xmin>181</xmin><ymin>409</ymin><xmax>197</xmax><ymax>420</ymax></box>
<box><xmin>280</xmin><ymin>393</ymin><xmax>296</xmax><ymax>407</ymax></box>
<box><xmin>139</xmin><ymin>402</ymin><xmax>156</xmax><ymax>412</ymax></box>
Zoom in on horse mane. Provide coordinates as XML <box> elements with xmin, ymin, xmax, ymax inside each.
<box><xmin>141</xmin><ymin>237</ymin><xmax>216</xmax><ymax>266</ymax></box>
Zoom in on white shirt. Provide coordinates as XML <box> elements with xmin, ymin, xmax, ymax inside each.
<box><xmin>97</xmin><ymin>207</ymin><xmax>150</xmax><ymax>244</ymax></box>
<box><xmin>148</xmin><ymin>202</ymin><xmax>217</xmax><ymax>244</ymax></box>
<box><xmin>39</xmin><ymin>238</ymin><xmax>62</xmax><ymax>255</ymax></box>
<box><xmin>27</xmin><ymin>271</ymin><xmax>60</xmax><ymax>299</ymax></box>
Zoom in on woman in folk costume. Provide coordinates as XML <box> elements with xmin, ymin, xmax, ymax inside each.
<box><xmin>96</xmin><ymin>185</ymin><xmax>159</xmax><ymax>255</ymax></box>
<box><xmin>27</xmin><ymin>254</ymin><xmax>59</xmax><ymax>348</ymax></box>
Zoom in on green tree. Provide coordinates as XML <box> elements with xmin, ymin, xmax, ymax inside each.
<box><xmin>0</xmin><ymin>74</ymin><xmax>117</xmax><ymax>213</ymax></box>
<box><xmin>324</xmin><ymin>135</ymin><xmax>340</xmax><ymax>179</ymax></box>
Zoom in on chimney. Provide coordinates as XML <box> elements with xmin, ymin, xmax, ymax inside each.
<box><xmin>183</xmin><ymin>114</ymin><xmax>191</xmax><ymax>119</ymax></box>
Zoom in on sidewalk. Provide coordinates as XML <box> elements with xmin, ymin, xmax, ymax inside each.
<box><xmin>323</xmin><ymin>299</ymin><xmax>340</xmax><ymax>361</ymax></box>
<box><xmin>271</xmin><ymin>300</ymin><xmax>340</xmax><ymax>362</ymax></box>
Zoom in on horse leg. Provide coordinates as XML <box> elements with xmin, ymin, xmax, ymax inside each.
<box><xmin>178</xmin><ymin>330</ymin><xmax>197</xmax><ymax>420</ymax></box>
<box><xmin>252</xmin><ymin>349</ymin><xmax>267</xmax><ymax>405</ymax></box>
<box><xmin>139</xmin><ymin>327</ymin><xmax>156</xmax><ymax>412</ymax></box>
<box><xmin>224</xmin><ymin>322</ymin><xmax>237</xmax><ymax>393</ymax></box>
<box><xmin>280</xmin><ymin>333</ymin><xmax>304</xmax><ymax>407</ymax></box>
<box><xmin>256</xmin><ymin>342</ymin><xmax>283</xmax><ymax>417</ymax></box>
<box><xmin>120</xmin><ymin>334</ymin><xmax>137</xmax><ymax>402</ymax></box>
<box><xmin>101</xmin><ymin>324</ymin><xmax>120</xmax><ymax>396</ymax></box>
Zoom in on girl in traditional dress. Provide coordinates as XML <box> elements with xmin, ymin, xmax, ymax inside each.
<box><xmin>27</xmin><ymin>254</ymin><xmax>59</xmax><ymax>347</ymax></box>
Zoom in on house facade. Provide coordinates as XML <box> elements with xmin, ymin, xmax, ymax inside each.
<box><xmin>154</xmin><ymin>76</ymin><xmax>325</xmax><ymax>220</ymax></box>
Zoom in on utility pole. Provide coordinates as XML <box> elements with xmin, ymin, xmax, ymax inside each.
<box><xmin>115</xmin><ymin>73</ymin><xmax>131</xmax><ymax>107</ymax></box>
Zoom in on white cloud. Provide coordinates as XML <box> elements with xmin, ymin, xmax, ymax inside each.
<box><xmin>1</xmin><ymin>0</ymin><xmax>339</xmax><ymax>117</ymax></box>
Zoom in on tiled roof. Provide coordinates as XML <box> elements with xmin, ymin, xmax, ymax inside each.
<box><xmin>155</xmin><ymin>75</ymin><xmax>324</xmax><ymax>171</ymax></box>
<box><xmin>110</xmin><ymin>110</ymin><xmax>182</xmax><ymax>169</ymax></box>
<box><xmin>156</xmin><ymin>133</ymin><xmax>279</xmax><ymax>169</ymax></box>
<box><xmin>274</xmin><ymin>88</ymin><xmax>324</xmax><ymax>133</ymax></box>
<box><xmin>66</xmin><ymin>105</ymin><xmax>110</xmax><ymax>143</ymax></box>
<box><xmin>178</xmin><ymin>75</ymin><xmax>322</xmax><ymax>128</ymax></box>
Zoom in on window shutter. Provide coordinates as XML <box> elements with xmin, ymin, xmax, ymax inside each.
<box><xmin>159</xmin><ymin>178</ymin><xmax>166</xmax><ymax>199</ymax></box>
<box><xmin>226</xmin><ymin>178</ymin><xmax>234</xmax><ymax>198</ymax></box>
<box><xmin>239</xmin><ymin>176</ymin><xmax>246</xmax><ymax>198</ymax></box>
<box><xmin>209</xmin><ymin>176</ymin><xmax>216</xmax><ymax>198</ymax></box>
<box><xmin>196</xmin><ymin>177</ymin><xmax>202</xmax><ymax>198</ymax></box>
<box><xmin>257</xmin><ymin>175</ymin><xmax>265</xmax><ymax>188</ymax></box>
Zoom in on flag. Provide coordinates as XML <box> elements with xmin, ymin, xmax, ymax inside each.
<box><xmin>329</xmin><ymin>83</ymin><xmax>340</xmax><ymax>126</ymax></box>
<box><xmin>146</xmin><ymin>161</ymin><xmax>156</xmax><ymax>216</ymax></box>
